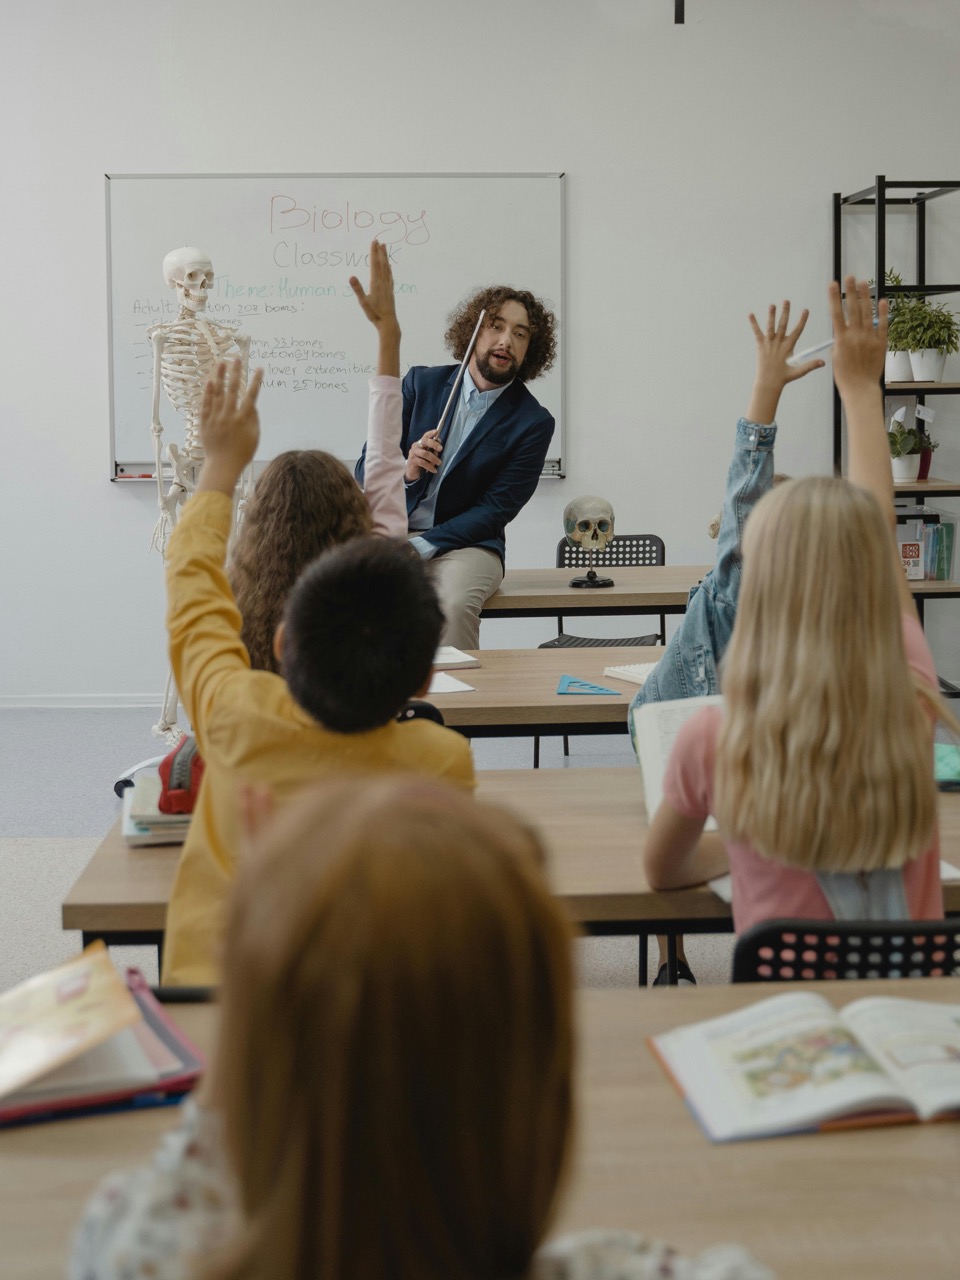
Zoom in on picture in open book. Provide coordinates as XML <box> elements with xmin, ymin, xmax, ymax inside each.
<box><xmin>651</xmin><ymin>991</ymin><xmax>960</xmax><ymax>1142</ymax></box>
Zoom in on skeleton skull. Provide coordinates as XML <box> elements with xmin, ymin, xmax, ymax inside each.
<box><xmin>163</xmin><ymin>247</ymin><xmax>214</xmax><ymax>313</ymax></box>
<box><xmin>563</xmin><ymin>495</ymin><xmax>615</xmax><ymax>555</ymax></box>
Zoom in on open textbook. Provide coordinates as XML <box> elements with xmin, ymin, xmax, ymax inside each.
<box><xmin>0</xmin><ymin>942</ymin><xmax>203</xmax><ymax>1127</ymax></box>
<box><xmin>632</xmin><ymin>694</ymin><xmax>722</xmax><ymax>831</ymax></box>
<box><xmin>652</xmin><ymin>991</ymin><xmax>960</xmax><ymax>1142</ymax></box>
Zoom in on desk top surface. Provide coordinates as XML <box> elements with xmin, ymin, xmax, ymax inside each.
<box><xmin>484</xmin><ymin>563</ymin><xmax>959</xmax><ymax>614</ymax></box>
<box><xmin>435</xmin><ymin>645</ymin><xmax>660</xmax><ymax>727</ymax></box>
<box><xmin>484</xmin><ymin>564</ymin><xmax>711</xmax><ymax>613</ymax></box>
<box><xmin>63</xmin><ymin>770</ymin><xmax>960</xmax><ymax>933</ymax></box>
<box><xmin>4</xmin><ymin>979</ymin><xmax>960</xmax><ymax>1280</ymax></box>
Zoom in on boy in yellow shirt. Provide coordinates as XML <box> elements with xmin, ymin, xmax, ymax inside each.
<box><xmin>162</xmin><ymin>337</ymin><xmax>474</xmax><ymax>987</ymax></box>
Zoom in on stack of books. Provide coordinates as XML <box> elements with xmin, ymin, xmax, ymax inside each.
<box><xmin>122</xmin><ymin>769</ymin><xmax>191</xmax><ymax>846</ymax></box>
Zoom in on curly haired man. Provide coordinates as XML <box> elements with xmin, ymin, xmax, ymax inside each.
<box><xmin>356</xmin><ymin>286</ymin><xmax>557</xmax><ymax>648</ymax></box>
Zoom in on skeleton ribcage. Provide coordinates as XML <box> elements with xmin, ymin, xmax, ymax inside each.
<box><xmin>158</xmin><ymin>319</ymin><xmax>243</xmax><ymax>458</ymax></box>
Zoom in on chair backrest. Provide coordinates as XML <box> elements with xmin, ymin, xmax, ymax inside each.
<box><xmin>732</xmin><ymin>918</ymin><xmax>960</xmax><ymax>983</ymax></box>
<box><xmin>555</xmin><ymin>533</ymin><xmax>666</xmax><ymax>569</ymax></box>
<box><xmin>396</xmin><ymin>699</ymin><xmax>445</xmax><ymax>726</ymax></box>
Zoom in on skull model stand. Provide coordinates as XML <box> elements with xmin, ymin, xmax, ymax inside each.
<box><xmin>148</xmin><ymin>247</ymin><xmax>252</xmax><ymax>744</ymax></box>
<box><xmin>563</xmin><ymin>495</ymin><xmax>616</xmax><ymax>588</ymax></box>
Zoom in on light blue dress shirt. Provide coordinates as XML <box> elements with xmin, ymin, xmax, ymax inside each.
<box><xmin>408</xmin><ymin>368</ymin><xmax>510</xmax><ymax>559</ymax></box>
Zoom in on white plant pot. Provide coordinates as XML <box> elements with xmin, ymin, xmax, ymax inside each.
<box><xmin>885</xmin><ymin>350</ymin><xmax>913</xmax><ymax>382</ymax></box>
<box><xmin>908</xmin><ymin>349</ymin><xmax>947</xmax><ymax>382</ymax></box>
<box><xmin>891</xmin><ymin>454</ymin><xmax>921</xmax><ymax>482</ymax></box>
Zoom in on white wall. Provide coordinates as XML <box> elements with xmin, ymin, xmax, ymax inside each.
<box><xmin>4</xmin><ymin>0</ymin><xmax>960</xmax><ymax>701</ymax></box>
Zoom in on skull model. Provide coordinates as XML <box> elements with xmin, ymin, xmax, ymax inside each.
<box><xmin>564</xmin><ymin>496</ymin><xmax>615</xmax><ymax>555</ymax></box>
<box><xmin>162</xmin><ymin>246</ymin><xmax>214</xmax><ymax>313</ymax></box>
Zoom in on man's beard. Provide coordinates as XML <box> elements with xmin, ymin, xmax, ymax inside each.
<box><xmin>475</xmin><ymin>349</ymin><xmax>517</xmax><ymax>386</ymax></box>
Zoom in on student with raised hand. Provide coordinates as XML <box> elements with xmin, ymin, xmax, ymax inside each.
<box><xmin>631</xmin><ymin>299</ymin><xmax>823</xmax><ymax>983</ymax></box>
<box><xmin>229</xmin><ymin>240</ymin><xmax>408</xmax><ymax>672</ymax></box>
<box><xmin>159</xmin><ymin>345</ymin><xmax>474</xmax><ymax>988</ymax></box>
<box><xmin>71</xmin><ymin>775</ymin><xmax>773</xmax><ymax>1280</ymax></box>
<box><xmin>643</xmin><ymin>276</ymin><xmax>959</xmax><ymax>932</ymax></box>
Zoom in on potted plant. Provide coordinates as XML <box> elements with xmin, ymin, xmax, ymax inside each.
<box><xmin>887</xmin><ymin>420</ymin><xmax>922</xmax><ymax>481</ymax></box>
<box><xmin>917</xmin><ymin>429</ymin><xmax>940</xmax><ymax>482</ymax></box>
<box><xmin>898</xmin><ymin>295</ymin><xmax>960</xmax><ymax>381</ymax></box>
<box><xmin>883</xmin><ymin>270</ymin><xmax>914</xmax><ymax>382</ymax></box>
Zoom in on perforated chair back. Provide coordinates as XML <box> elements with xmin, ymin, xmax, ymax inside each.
<box><xmin>731</xmin><ymin>918</ymin><xmax>960</xmax><ymax>983</ymax></box>
<box><xmin>556</xmin><ymin>533</ymin><xmax>666</xmax><ymax>570</ymax></box>
<box><xmin>395</xmin><ymin>699</ymin><xmax>444</xmax><ymax>726</ymax></box>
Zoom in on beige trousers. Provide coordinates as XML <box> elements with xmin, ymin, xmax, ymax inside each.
<box><xmin>428</xmin><ymin>547</ymin><xmax>504</xmax><ymax>649</ymax></box>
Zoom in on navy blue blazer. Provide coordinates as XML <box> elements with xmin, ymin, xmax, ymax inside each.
<box><xmin>355</xmin><ymin>365</ymin><xmax>554</xmax><ymax>565</ymax></box>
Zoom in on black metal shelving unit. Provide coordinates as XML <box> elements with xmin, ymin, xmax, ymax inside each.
<box><xmin>833</xmin><ymin>176</ymin><xmax>960</xmax><ymax>696</ymax></box>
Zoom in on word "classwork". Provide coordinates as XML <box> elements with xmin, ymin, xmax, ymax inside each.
<box><xmin>269</xmin><ymin>195</ymin><xmax>429</xmax><ymax>246</ymax></box>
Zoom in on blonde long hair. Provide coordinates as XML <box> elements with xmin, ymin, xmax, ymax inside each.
<box><xmin>208</xmin><ymin>776</ymin><xmax>575</xmax><ymax>1280</ymax></box>
<box><xmin>715</xmin><ymin>475</ymin><xmax>950</xmax><ymax>873</ymax></box>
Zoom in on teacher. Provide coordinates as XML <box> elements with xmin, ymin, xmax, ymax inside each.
<box><xmin>356</xmin><ymin>286</ymin><xmax>557</xmax><ymax>648</ymax></box>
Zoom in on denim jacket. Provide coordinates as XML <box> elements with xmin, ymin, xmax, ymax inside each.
<box><xmin>630</xmin><ymin>418</ymin><xmax>776</xmax><ymax>733</ymax></box>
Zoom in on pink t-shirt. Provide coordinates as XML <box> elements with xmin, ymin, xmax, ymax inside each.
<box><xmin>662</xmin><ymin>614</ymin><xmax>944</xmax><ymax>933</ymax></box>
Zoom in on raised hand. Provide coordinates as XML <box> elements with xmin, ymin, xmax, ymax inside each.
<box><xmin>746</xmin><ymin>301</ymin><xmax>823</xmax><ymax>424</ymax></box>
<box><xmin>830</xmin><ymin>277</ymin><xmax>902</xmax><ymax>596</ymax></box>
<box><xmin>350</xmin><ymin>240</ymin><xmax>401</xmax><ymax>378</ymax></box>
<box><xmin>197</xmin><ymin>359</ymin><xmax>264</xmax><ymax>495</ymax></box>
<box><xmin>829</xmin><ymin>275</ymin><xmax>888</xmax><ymax>399</ymax></box>
<box><xmin>349</xmin><ymin>241</ymin><xmax>399</xmax><ymax>333</ymax></box>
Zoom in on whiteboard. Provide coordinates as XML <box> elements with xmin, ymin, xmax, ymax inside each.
<box><xmin>106</xmin><ymin>173</ymin><xmax>564</xmax><ymax>476</ymax></box>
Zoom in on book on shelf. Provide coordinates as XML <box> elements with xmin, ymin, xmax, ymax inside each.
<box><xmin>631</xmin><ymin>695</ymin><xmax>722</xmax><ymax>829</ymax></box>
<box><xmin>433</xmin><ymin>645</ymin><xmax>481</xmax><ymax>670</ymax></box>
<box><xmin>0</xmin><ymin>942</ymin><xmax>203</xmax><ymax>1128</ymax></box>
<box><xmin>651</xmin><ymin>990</ymin><xmax>960</xmax><ymax>1143</ymax></box>
<box><xmin>123</xmin><ymin>769</ymin><xmax>191</xmax><ymax>846</ymax></box>
<box><xmin>602</xmin><ymin>661</ymin><xmax>659</xmax><ymax>687</ymax></box>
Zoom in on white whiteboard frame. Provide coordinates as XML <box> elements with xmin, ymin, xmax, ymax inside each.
<box><xmin>105</xmin><ymin>172</ymin><xmax>565</xmax><ymax>479</ymax></box>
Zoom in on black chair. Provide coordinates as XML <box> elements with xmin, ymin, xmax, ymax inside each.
<box><xmin>542</xmin><ymin>534</ymin><xmax>668</xmax><ymax>648</ymax></box>
<box><xmin>396</xmin><ymin>699</ymin><xmax>444</xmax><ymax>725</ymax></box>
<box><xmin>534</xmin><ymin>534</ymin><xmax>666</xmax><ymax>766</ymax></box>
<box><xmin>732</xmin><ymin>918</ymin><xmax>960</xmax><ymax>983</ymax></box>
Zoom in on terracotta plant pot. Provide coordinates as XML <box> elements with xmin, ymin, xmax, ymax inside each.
<box><xmin>891</xmin><ymin>454</ymin><xmax>922</xmax><ymax>482</ymax></box>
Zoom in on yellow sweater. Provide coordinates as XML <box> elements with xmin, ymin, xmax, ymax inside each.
<box><xmin>161</xmin><ymin>492</ymin><xmax>475</xmax><ymax>987</ymax></box>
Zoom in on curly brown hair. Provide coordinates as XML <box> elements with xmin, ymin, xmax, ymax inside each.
<box><xmin>229</xmin><ymin>451</ymin><xmax>372</xmax><ymax>674</ymax></box>
<box><xmin>444</xmin><ymin>287</ymin><xmax>557</xmax><ymax>382</ymax></box>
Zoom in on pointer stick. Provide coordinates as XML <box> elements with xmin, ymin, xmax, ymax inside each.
<box><xmin>434</xmin><ymin>309</ymin><xmax>486</xmax><ymax>443</ymax></box>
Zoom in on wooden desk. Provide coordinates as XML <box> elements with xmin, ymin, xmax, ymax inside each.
<box><xmin>482</xmin><ymin>562</ymin><xmax>960</xmax><ymax>620</ymax></box>
<box><xmin>435</xmin><ymin>645</ymin><xmax>660</xmax><ymax>737</ymax></box>
<box><xmin>482</xmin><ymin>564</ymin><xmax>711</xmax><ymax>619</ymax></box>
<box><xmin>5</xmin><ymin>981</ymin><xmax>960</xmax><ymax>1280</ymax></box>
<box><xmin>63</xmin><ymin>770</ymin><xmax>960</xmax><ymax>985</ymax></box>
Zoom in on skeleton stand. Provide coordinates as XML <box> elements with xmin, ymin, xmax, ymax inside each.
<box><xmin>568</xmin><ymin>551</ymin><xmax>614</xmax><ymax>589</ymax></box>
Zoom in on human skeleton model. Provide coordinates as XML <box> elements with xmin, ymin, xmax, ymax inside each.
<box><xmin>148</xmin><ymin>247</ymin><xmax>251</xmax><ymax>743</ymax></box>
